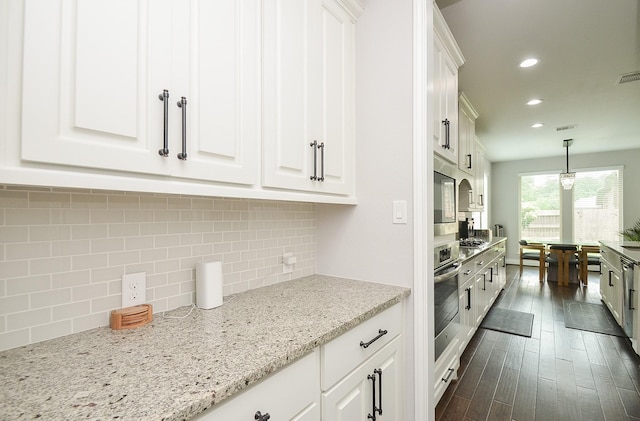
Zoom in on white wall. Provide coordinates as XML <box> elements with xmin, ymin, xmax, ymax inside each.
<box><xmin>316</xmin><ymin>0</ymin><xmax>417</xmax><ymax>418</ymax></box>
<box><xmin>490</xmin><ymin>148</ymin><xmax>640</xmax><ymax>263</ymax></box>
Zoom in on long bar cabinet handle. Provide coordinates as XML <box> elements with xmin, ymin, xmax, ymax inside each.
<box><xmin>374</xmin><ymin>368</ymin><xmax>383</xmax><ymax>415</ymax></box>
<box><xmin>318</xmin><ymin>142</ymin><xmax>325</xmax><ymax>182</ymax></box>
<box><xmin>466</xmin><ymin>287</ymin><xmax>471</xmax><ymax>310</ymax></box>
<box><xmin>310</xmin><ymin>141</ymin><xmax>318</xmax><ymax>180</ymax></box>
<box><xmin>467</xmin><ymin>153</ymin><xmax>472</xmax><ymax>169</ymax></box>
<box><xmin>442</xmin><ymin>119</ymin><xmax>450</xmax><ymax>149</ymax></box>
<box><xmin>630</xmin><ymin>289</ymin><xmax>635</xmax><ymax>310</ymax></box>
<box><xmin>158</xmin><ymin>90</ymin><xmax>170</xmax><ymax>157</ymax></box>
<box><xmin>176</xmin><ymin>96</ymin><xmax>188</xmax><ymax>160</ymax></box>
<box><xmin>367</xmin><ymin>372</ymin><xmax>377</xmax><ymax>420</ymax></box>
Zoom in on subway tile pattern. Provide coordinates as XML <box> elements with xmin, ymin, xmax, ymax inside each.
<box><xmin>0</xmin><ymin>185</ymin><xmax>316</xmax><ymax>351</ymax></box>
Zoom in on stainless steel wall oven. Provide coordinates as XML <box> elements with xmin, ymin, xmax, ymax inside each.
<box><xmin>434</xmin><ymin>241</ymin><xmax>460</xmax><ymax>360</ymax></box>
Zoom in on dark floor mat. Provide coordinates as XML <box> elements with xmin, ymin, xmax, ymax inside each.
<box><xmin>563</xmin><ymin>300</ymin><xmax>626</xmax><ymax>337</ymax></box>
<box><xmin>480</xmin><ymin>307</ymin><xmax>534</xmax><ymax>337</ymax></box>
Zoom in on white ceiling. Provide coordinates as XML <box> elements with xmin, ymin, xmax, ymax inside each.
<box><xmin>437</xmin><ymin>0</ymin><xmax>640</xmax><ymax>162</ymax></box>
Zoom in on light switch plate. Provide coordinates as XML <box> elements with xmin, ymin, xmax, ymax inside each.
<box><xmin>122</xmin><ymin>272</ymin><xmax>146</xmax><ymax>308</ymax></box>
<box><xmin>392</xmin><ymin>200</ymin><xmax>407</xmax><ymax>224</ymax></box>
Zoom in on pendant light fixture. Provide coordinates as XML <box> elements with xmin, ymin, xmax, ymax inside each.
<box><xmin>560</xmin><ymin>139</ymin><xmax>575</xmax><ymax>190</ymax></box>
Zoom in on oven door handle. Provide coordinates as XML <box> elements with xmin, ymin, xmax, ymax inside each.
<box><xmin>434</xmin><ymin>265</ymin><xmax>461</xmax><ymax>283</ymax></box>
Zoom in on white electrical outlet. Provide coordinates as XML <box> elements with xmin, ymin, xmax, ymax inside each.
<box><xmin>122</xmin><ymin>272</ymin><xmax>146</xmax><ymax>308</ymax></box>
<box><xmin>282</xmin><ymin>252</ymin><xmax>295</xmax><ymax>274</ymax></box>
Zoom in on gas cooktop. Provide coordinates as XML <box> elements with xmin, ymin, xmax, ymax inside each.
<box><xmin>459</xmin><ymin>238</ymin><xmax>487</xmax><ymax>248</ymax></box>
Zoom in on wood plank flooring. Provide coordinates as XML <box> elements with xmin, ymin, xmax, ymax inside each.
<box><xmin>436</xmin><ymin>265</ymin><xmax>640</xmax><ymax>421</ymax></box>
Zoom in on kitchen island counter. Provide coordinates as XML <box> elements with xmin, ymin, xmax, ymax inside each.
<box><xmin>0</xmin><ymin>275</ymin><xmax>410</xmax><ymax>420</ymax></box>
<box><xmin>600</xmin><ymin>240</ymin><xmax>640</xmax><ymax>264</ymax></box>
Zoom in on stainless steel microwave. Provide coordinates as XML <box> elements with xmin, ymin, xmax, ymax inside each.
<box><xmin>434</xmin><ymin>157</ymin><xmax>458</xmax><ymax>236</ymax></box>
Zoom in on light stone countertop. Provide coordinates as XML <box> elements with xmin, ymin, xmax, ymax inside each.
<box><xmin>0</xmin><ymin>275</ymin><xmax>410</xmax><ymax>420</ymax></box>
<box><xmin>459</xmin><ymin>236</ymin><xmax>507</xmax><ymax>262</ymax></box>
<box><xmin>599</xmin><ymin>240</ymin><xmax>640</xmax><ymax>264</ymax></box>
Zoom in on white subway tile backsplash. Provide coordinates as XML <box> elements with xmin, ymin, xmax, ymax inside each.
<box><xmin>0</xmin><ymin>186</ymin><xmax>316</xmax><ymax>351</ymax></box>
<box><xmin>31</xmin><ymin>320</ymin><xmax>73</xmax><ymax>343</ymax></box>
<box><xmin>72</xmin><ymin>253</ymin><xmax>108</xmax><ymax>271</ymax></box>
<box><xmin>53</xmin><ymin>301</ymin><xmax>90</xmax><ymax>320</ymax></box>
<box><xmin>8</xmin><ymin>308</ymin><xmax>51</xmax><ymax>330</ymax></box>
<box><xmin>0</xmin><ymin>226</ymin><xmax>29</xmax><ymax>243</ymax></box>
<box><xmin>0</xmin><ymin>295</ymin><xmax>29</xmax><ymax>315</ymax></box>
<box><xmin>6</xmin><ymin>242</ymin><xmax>51</xmax><ymax>260</ymax></box>
<box><xmin>6</xmin><ymin>209</ymin><xmax>50</xmax><ymax>225</ymax></box>
<box><xmin>72</xmin><ymin>224</ymin><xmax>108</xmax><ymax>240</ymax></box>
<box><xmin>52</xmin><ymin>240</ymin><xmax>92</xmax><ymax>257</ymax></box>
<box><xmin>0</xmin><ymin>329</ymin><xmax>29</xmax><ymax>350</ymax></box>
<box><xmin>31</xmin><ymin>288</ymin><xmax>71</xmax><ymax>309</ymax></box>
<box><xmin>72</xmin><ymin>283</ymin><xmax>109</xmax><ymax>301</ymax></box>
<box><xmin>7</xmin><ymin>275</ymin><xmax>51</xmax><ymax>295</ymax></box>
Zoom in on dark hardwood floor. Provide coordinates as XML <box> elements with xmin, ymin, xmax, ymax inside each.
<box><xmin>436</xmin><ymin>265</ymin><xmax>640</xmax><ymax>421</ymax></box>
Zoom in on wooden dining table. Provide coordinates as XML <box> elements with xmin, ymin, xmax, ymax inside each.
<box><xmin>545</xmin><ymin>243</ymin><xmax>599</xmax><ymax>286</ymax></box>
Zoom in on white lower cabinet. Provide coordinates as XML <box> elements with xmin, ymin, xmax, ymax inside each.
<box><xmin>322</xmin><ymin>336</ymin><xmax>402</xmax><ymax>421</ymax></box>
<box><xmin>193</xmin><ymin>349</ymin><xmax>321</xmax><ymax>421</ymax></box>
<box><xmin>458</xmin><ymin>278</ymin><xmax>476</xmax><ymax>353</ymax></box>
<box><xmin>193</xmin><ymin>302</ymin><xmax>404</xmax><ymax>420</ymax></box>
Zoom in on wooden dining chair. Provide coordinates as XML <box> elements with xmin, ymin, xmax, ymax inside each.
<box><xmin>547</xmin><ymin>244</ymin><xmax>579</xmax><ymax>286</ymax></box>
<box><xmin>519</xmin><ymin>240</ymin><xmax>546</xmax><ymax>281</ymax></box>
<box><xmin>579</xmin><ymin>245</ymin><xmax>601</xmax><ymax>285</ymax></box>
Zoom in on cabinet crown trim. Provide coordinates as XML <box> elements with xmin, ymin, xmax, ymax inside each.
<box><xmin>459</xmin><ymin>92</ymin><xmax>480</xmax><ymax>120</ymax></box>
<box><xmin>337</xmin><ymin>0</ymin><xmax>368</xmax><ymax>22</ymax></box>
<box><xmin>434</xmin><ymin>3</ymin><xmax>465</xmax><ymax>67</ymax></box>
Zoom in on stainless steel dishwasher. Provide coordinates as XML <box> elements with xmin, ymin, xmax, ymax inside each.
<box><xmin>622</xmin><ymin>256</ymin><xmax>636</xmax><ymax>338</ymax></box>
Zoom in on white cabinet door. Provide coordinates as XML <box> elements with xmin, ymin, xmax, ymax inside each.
<box><xmin>170</xmin><ymin>0</ymin><xmax>259</xmax><ymax>184</ymax></box>
<box><xmin>22</xmin><ymin>0</ymin><xmax>259</xmax><ymax>185</ymax></box>
<box><xmin>22</xmin><ymin>0</ymin><xmax>170</xmax><ymax>175</ymax></box>
<box><xmin>263</xmin><ymin>0</ymin><xmax>355</xmax><ymax>195</ymax></box>
<box><xmin>432</xmin><ymin>34</ymin><xmax>459</xmax><ymax>164</ymax></box>
<box><xmin>458</xmin><ymin>279</ymin><xmax>475</xmax><ymax>352</ymax></box>
<box><xmin>457</xmin><ymin>93</ymin><xmax>479</xmax><ymax>175</ymax></box>
<box><xmin>322</xmin><ymin>336</ymin><xmax>402</xmax><ymax>421</ymax></box>
<box><xmin>601</xmin><ymin>258</ymin><xmax>623</xmax><ymax>325</ymax></box>
<box><xmin>473</xmin><ymin>138</ymin><xmax>485</xmax><ymax>210</ymax></box>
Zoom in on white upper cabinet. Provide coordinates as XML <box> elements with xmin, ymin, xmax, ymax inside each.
<box><xmin>473</xmin><ymin>137</ymin><xmax>485</xmax><ymax>210</ymax></box>
<box><xmin>262</xmin><ymin>0</ymin><xmax>355</xmax><ymax>196</ymax></box>
<box><xmin>21</xmin><ymin>0</ymin><xmax>258</xmax><ymax>185</ymax></box>
<box><xmin>457</xmin><ymin>93</ymin><xmax>479</xmax><ymax>176</ymax></box>
<box><xmin>433</xmin><ymin>6</ymin><xmax>464</xmax><ymax>165</ymax></box>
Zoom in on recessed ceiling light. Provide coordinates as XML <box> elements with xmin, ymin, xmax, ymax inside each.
<box><xmin>520</xmin><ymin>58</ymin><xmax>538</xmax><ymax>68</ymax></box>
<box><xmin>527</xmin><ymin>99</ymin><xmax>543</xmax><ymax>105</ymax></box>
<box><xmin>531</xmin><ymin>123</ymin><xmax>544</xmax><ymax>128</ymax></box>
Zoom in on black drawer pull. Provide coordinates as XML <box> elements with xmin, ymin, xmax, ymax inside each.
<box><xmin>360</xmin><ymin>329</ymin><xmax>388</xmax><ymax>349</ymax></box>
<box><xmin>254</xmin><ymin>411</ymin><xmax>270</xmax><ymax>421</ymax></box>
<box><xmin>442</xmin><ymin>367</ymin><xmax>455</xmax><ymax>383</ymax></box>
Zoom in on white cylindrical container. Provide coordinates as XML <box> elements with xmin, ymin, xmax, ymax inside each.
<box><xmin>195</xmin><ymin>261</ymin><xmax>223</xmax><ymax>309</ymax></box>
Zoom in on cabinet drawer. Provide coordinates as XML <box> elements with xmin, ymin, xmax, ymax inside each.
<box><xmin>460</xmin><ymin>257</ymin><xmax>477</xmax><ymax>285</ymax></box>
<box><xmin>193</xmin><ymin>349</ymin><xmax>320</xmax><ymax>421</ymax></box>
<box><xmin>321</xmin><ymin>303</ymin><xmax>403</xmax><ymax>390</ymax></box>
<box><xmin>434</xmin><ymin>337</ymin><xmax>460</xmax><ymax>404</ymax></box>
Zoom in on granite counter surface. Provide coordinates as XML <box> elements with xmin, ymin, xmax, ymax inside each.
<box><xmin>459</xmin><ymin>236</ymin><xmax>507</xmax><ymax>262</ymax></box>
<box><xmin>600</xmin><ymin>240</ymin><xmax>640</xmax><ymax>264</ymax></box>
<box><xmin>0</xmin><ymin>275</ymin><xmax>410</xmax><ymax>420</ymax></box>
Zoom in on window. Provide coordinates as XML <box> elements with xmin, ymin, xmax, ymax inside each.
<box><xmin>519</xmin><ymin>173</ymin><xmax>561</xmax><ymax>242</ymax></box>
<box><xmin>519</xmin><ymin>168</ymin><xmax>623</xmax><ymax>244</ymax></box>
<box><xmin>573</xmin><ymin>168</ymin><xmax>622</xmax><ymax>244</ymax></box>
